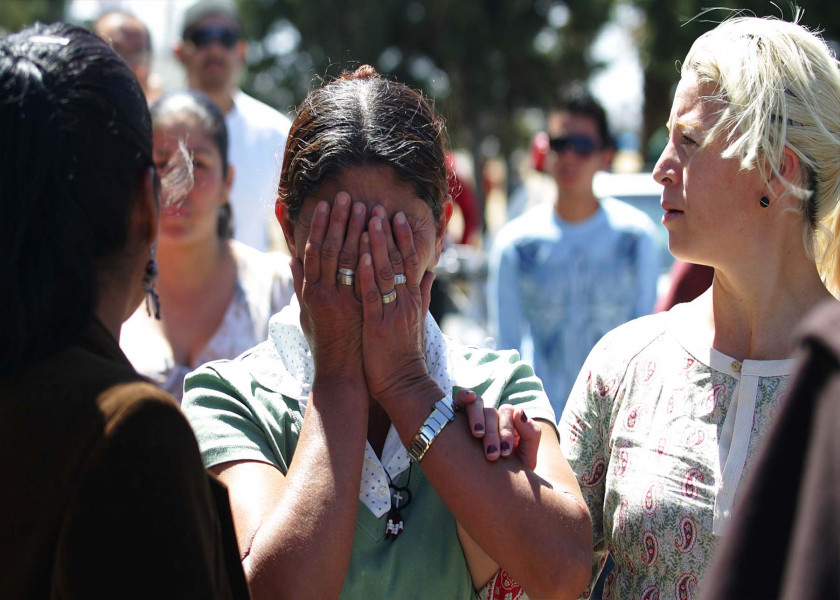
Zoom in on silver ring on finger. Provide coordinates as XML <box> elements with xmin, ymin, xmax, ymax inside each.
<box><xmin>381</xmin><ymin>289</ymin><xmax>397</xmax><ymax>304</ymax></box>
<box><xmin>336</xmin><ymin>267</ymin><xmax>355</xmax><ymax>286</ymax></box>
<box><xmin>394</xmin><ymin>273</ymin><xmax>407</xmax><ymax>285</ymax></box>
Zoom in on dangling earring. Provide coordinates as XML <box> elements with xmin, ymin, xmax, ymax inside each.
<box><xmin>143</xmin><ymin>246</ymin><xmax>161</xmax><ymax>320</ymax></box>
<box><xmin>760</xmin><ymin>196</ymin><xmax>770</xmax><ymax>208</ymax></box>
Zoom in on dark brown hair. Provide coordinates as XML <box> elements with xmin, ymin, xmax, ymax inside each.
<box><xmin>278</xmin><ymin>65</ymin><xmax>448</xmax><ymax>222</ymax></box>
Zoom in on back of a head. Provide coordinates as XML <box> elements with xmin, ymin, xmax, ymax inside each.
<box><xmin>683</xmin><ymin>15</ymin><xmax>840</xmax><ymax>283</ymax></box>
<box><xmin>0</xmin><ymin>22</ymin><xmax>153</xmax><ymax>372</ymax></box>
<box><xmin>278</xmin><ymin>65</ymin><xmax>449</xmax><ymax>223</ymax></box>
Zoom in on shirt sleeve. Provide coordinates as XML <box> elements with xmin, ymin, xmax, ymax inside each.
<box><xmin>183</xmin><ymin>360</ymin><xmax>296</xmax><ymax>474</ymax></box>
<box><xmin>487</xmin><ymin>234</ymin><xmax>525</xmax><ymax>353</ymax></box>
<box><xmin>558</xmin><ymin>339</ymin><xmax>615</xmax><ymax>596</ymax></box>
<box><xmin>51</xmin><ymin>391</ymin><xmax>247</xmax><ymax>599</ymax></box>
<box><xmin>460</xmin><ymin>346</ymin><xmax>557</xmax><ymax>429</ymax></box>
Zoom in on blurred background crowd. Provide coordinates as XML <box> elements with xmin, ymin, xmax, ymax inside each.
<box><xmin>4</xmin><ymin>0</ymin><xmax>831</xmax><ymax>334</ymax></box>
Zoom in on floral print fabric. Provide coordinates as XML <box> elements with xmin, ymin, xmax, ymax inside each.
<box><xmin>559</xmin><ymin>305</ymin><xmax>793</xmax><ymax>599</ymax></box>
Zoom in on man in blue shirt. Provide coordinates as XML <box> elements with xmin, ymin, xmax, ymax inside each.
<box><xmin>488</xmin><ymin>91</ymin><xmax>659</xmax><ymax>417</ymax></box>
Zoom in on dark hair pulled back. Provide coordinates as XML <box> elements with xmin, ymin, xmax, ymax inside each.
<box><xmin>279</xmin><ymin>65</ymin><xmax>449</xmax><ymax>222</ymax></box>
<box><xmin>0</xmin><ymin>22</ymin><xmax>153</xmax><ymax>372</ymax></box>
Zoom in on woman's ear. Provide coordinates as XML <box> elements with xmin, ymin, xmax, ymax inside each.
<box><xmin>434</xmin><ymin>195</ymin><xmax>454</xmax><ymax>260</ymax></box>
<box><xmin>224</xmin><ymin>164</ymin><xmax>235</xmax><ymax>195</ymax></box>
<box><xmin>276</xmin><ymin>200</ymin><xmax>297</xmax><ymax>256</ymax></box>
<box><xmin>132</xmin><ymin>166</ymin><xmax>159</xmax><ymax>249</ymax></box>
<box><xmin>768</xmin><ymin>146</ymin><xmax>802</xmax><ymax>200</ymax></box>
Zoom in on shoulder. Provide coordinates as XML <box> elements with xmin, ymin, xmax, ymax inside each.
<box><xmin>797</xmin><ymin>298</ymin><xmax>840</xmax><ymax>358</ymax></box>
<box><xmin>185</xmin><ymin>341</ymin><xmax>275</xmax><ymax>399</ymax></box>
<box><xmin>232</xmin><ymin>90</ymin><xmax>292</xmax><ymax>132</ymax></box>
<box><xmin>581</xmin><ymin>312</ymin><xmax>670</xmax><ymax>382</ymax></box>
<box><xmin>599</xmin><ymin>197</ymin><xmax>658</xmax><ymax>235</ymax></box>
<box><xmin>446</xmin><ymin>338</ymin><xmax>556</xmax><ymax>423</ymax></box>
<box><xmin>182</xmin><ymin>340</ymin><xmax>303</xmax><ymax>471</ymax></box>
<box><xmin>231</xmin><ymin>240</ymin><xmax>295</xmax><ymax>312</ymax></box>
<box><xmin>231</xmin><ymin>240</ymin><xmax>293</xmax><ymax>283</ymax></box>
<box><xmin>98</xmin><ymin>382</ymin><xmax>197</xmax><ymax>449</ymax></box>
<box><xmin>491</xmin><ymin>203</ymin><xmax>555</xmax><ymax>250</ymax></box>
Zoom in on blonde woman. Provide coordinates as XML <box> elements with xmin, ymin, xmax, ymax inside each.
<box><xmin>559</xmin><ymin>15</ymin><xmax>840</xmax><ymax>599</ymax></box>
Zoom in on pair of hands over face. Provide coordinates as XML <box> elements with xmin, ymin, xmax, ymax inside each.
<box><xmin>289</xmin><ymin>192</ymin><xmax>541</xmax><ymax>469</ymax></box>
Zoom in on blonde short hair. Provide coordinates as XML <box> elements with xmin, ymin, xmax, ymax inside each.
<box><xmin>683</xmin><ymin>15</ymin><xmax>840</xmax><ymax>289</ymax></box>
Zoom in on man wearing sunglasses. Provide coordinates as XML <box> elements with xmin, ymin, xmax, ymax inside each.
<box><xmin>175</xmin><ymin>0</ymin><xmax>291</xmax><ymax>252</ymax></box>
<box><xmin>488</xmin><ymin>91</ymin><xmax>659</xmax><ymax>419</ymax></box>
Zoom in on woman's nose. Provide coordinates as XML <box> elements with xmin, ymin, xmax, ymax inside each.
<box><xmin>653</xmin><ymin>142</ymin><xmax>678</xmax><ymax>187</ymax></box>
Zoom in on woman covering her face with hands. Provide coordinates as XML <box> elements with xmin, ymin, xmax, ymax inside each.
<box><xmin>182</xmin><ymin>65</ymin><xmax>592</xmax><ymax>599</ymax></box>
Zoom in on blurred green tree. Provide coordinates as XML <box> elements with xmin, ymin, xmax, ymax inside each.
<box><xmin>237</xmin><ymin>0</ymin><xmax>616</xmax><ymax>213</ymax></box>
<box><xmin>0</xmin><ymin>0</ymin><xmax>66</xmax><ymax>34</ymax></box>
<box><xmin>632</xmin><ymin>0</ymin><xmax>840</xmax><ymax>164</ymax></box>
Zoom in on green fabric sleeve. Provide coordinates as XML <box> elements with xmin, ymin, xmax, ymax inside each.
<box><xmin>183</xmin><ymin>359</ymin><xmax>302</xmax><ymax>474</ymax></box>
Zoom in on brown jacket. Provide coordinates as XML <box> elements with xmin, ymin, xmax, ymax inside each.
<box><xmin>0</xmin><ymin>320</ymin><xmax>250</xmax><ymax>599</ymax></box>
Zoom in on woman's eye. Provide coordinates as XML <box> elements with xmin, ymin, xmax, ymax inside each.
<box><xmin>681</xmin><ymin>135</ymin><xmax>697</xmax><ymax>146</ymax></box>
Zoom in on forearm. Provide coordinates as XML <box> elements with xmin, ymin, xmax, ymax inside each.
<box><xmin>245</xmin><ymin>380</ymin><xmax>368</xmax><ymax>599</ymax></box>
<box><xmin>382</xmin><ymin>383</ymin><xmax>592</xmax><ymax>599</ymax></box>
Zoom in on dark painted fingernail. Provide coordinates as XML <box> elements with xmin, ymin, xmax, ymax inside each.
<box><xmin>486</xmin><ymin>444</ymin><xmax>498</xmax><ymax>455</ymax></box>
<box><xmin>500</xmin><ymin>441</ymin><xmax>511</xmax><ymax>454</ymax></box>
<box><xmin>520</xmin><ymin>412</ymin><xmax>528</xmax><ymax>423</ymax></box>
<box><xmin>474</xmin><ymin>423</ymin><xmax>484</xmax><ymax>433</ymax></box>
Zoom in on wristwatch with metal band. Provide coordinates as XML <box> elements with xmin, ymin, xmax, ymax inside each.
<box><xmin>407</xmin><ymin>396</ymin><xmax>459</xmax><ymax>463</ymax></box>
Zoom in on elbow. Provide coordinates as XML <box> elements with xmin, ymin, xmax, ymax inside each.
<box><xmin>525</xmin><ymin>502</ymin><xmax>593</xmax><ymax>600</ymax></box>
<box><xmin>245</xmin><ymin>555</ymin><xmax>345</xmax><ymax>600</ymax></box>
<box><xmin>243</xmin><ymin>556</ymin><xmax>289</xmax><ymax>600</ymax></box>
<box><xmin>523</xmin><ymin>547</ymin><xmax>591</xmax><ymax>600</ymax></box>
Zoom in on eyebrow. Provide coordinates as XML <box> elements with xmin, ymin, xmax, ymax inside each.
<box><xmin>666</xmin><ymin>116</ymin><xmax>705</xmax><ymax>133</ymax></box>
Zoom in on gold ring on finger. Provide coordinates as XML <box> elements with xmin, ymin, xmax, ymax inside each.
<box><xmin>336</xmin><ymin>269</ymin><xmax>355</xmax><ymax>286</ymax></box>
<box><xmin>381</xmin><ymin>289</ymin><xmax>397</xmax><ymax>304</ymax></box>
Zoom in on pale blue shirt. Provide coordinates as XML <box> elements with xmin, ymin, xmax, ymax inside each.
<box><xmin>487</xmin><ymin>198</ymin><xmax>660</xmax><ymax>417</ymax></box>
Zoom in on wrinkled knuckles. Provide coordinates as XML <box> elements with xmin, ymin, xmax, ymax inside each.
<box><xmin>377</xmin><ymin>266</ymin><xmax>395</xmax><ymax>281</ymax></box>
<box><xmin>388</xmin><ymin>246</ymin><xmax>404</xmax><ymax>266</ymax></box>
<box><xmin>338</xmin><ymin>248</ymin><xmax>357</xmax><ymax>267</ymax></box>
<box><xmin>320</xmin><ymin>240</ymin><xmax>341</xmax><ymax>260</ymax></box>
<box><xmin>401</xmin><ymin>248</ymin><xmax>421</xmax><ymax>270</ymax></box>
<box><xmin>364</xmin><ymin>288</ymin><xmax>383</xmax><ymax>304</ymax></box>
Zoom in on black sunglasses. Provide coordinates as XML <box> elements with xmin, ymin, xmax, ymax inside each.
<box><xmin>548</xmin><ymin>134</ymin><xmax>601</xmax><ymax>157</ymax></box>
<box><xmin>187</xmin><ymin>26</ymin><xmax>239</xmax><ymax>49</ymax></box>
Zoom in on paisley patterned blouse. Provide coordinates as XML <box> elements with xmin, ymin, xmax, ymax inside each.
<box><xmin>559</xmin><ymin>303</ymin><xmax>794</xmax><ymax>600</ymax></box>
